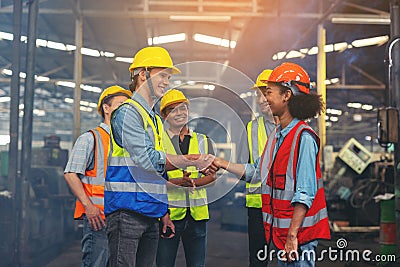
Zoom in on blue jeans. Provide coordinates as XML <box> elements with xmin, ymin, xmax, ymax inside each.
<box><xmin>106</xmin><ymin>210</ymin><xmax>159</xmax><ymax>267</ymax></box>
<box><xmin>156</xmin><ymin>215</ymin><xmax>207</xmax><ymax>267</ymax></box>
<box><xmin>277</xmin><ymin>240</ymin><xmax>318</xmax><ymax>267</ymax></box>
<box><xmin>81</xmin><ymin>216</ymin><xmax>109</xmax><ymax>267</ymax></box>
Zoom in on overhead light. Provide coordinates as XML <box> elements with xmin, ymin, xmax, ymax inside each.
<box><xmin>307</xmin><ymin>47</ymin><xmax>318</xmax><ymax>55</ymax></box>
<box><xmin>330</xmin><ymin>14</ymin><xmax>390</xmax><ymax>25</ymax></box>
<box><xmin>2</xmin><ymin>69</ymin><xmax>12</xmax><ymax>76</ymax></box>
<box><xmin>193</xmin><ymin>33</ymin><xmax>236</xmax><ymax>48</ymax></box>
<box><xmin>330</xmin><ymin>116</ymin><xmax>339</xmax><ymax>122</ymax></box>
<box><xmin>36</xmin><ymin>39</ymin><xmax>47</xmax><ymax>47</ymax></box>
<box><xmin>80</xmin><ymin>106</ymin><xmax>93</xmax><ymax>112</ymax></box>
<box><xmin>272</xmin><ymin>35</ymin><xmax>389</xmax><ymax>61</ymax></box>
<box><xmin>324</xmin><ymin>78</ymin><xmax>340</xmax><ymax>85</ymax></box>
<box><xmin>115</xmin><ymin>57</ymin><xmax>133</xmax><ymax>63</ymax></box>
<box><xmin>203</xmin><ymin>84</ymin><xmax>215</xmax><ymax>91</ymax></box>
<box><xmin>0</xmin><ymin>97</ymin><xmax>11</xmax><ymax>103</ymax></box>
<box><xmin>66</xmin><ymin>44</ymin><xmax>76</xmax><ymax>51</ymax></box>
<box><xmin>347</xmin><ymin>102</ymin><xmax>362</xmax><ymax>109</ymax></box>
<box><xmin>81</xmin><ymin>47</ymin><xmax>101</xmax><ymax>57</ymax></box>
<box><xmin>353</xmin><ymin>114</ymin><xmax>362</xmax><ymax>121</ymax></box>
<box><xmin>0</xmin><ymin>31</ymin><xmax>13</xmax><ymax>40</ymax></box>
<box><xmin>57</xmin><ymin>81</ymin><xmax>101</xmax><ymax>93</ymax></box>
<box><xmin>286</xmin><ymin>50</ymin><xmax>305</xmax><ymax>59</ymax></box>
<box><xmin>326</xmin><ymin>108</ymin><xmax>342</xmax><ymax>116</ymax></box>
<box><xmin>351</xmin><ymin>36</ymin><xmax>389</xmax><ymax>48</ymax></box>
<box><xmin>64</xmin><ymin>98</ymin><xmax>74</xmax><ymax>103</ymax></box>
<box><xmin>169</xmin><ymin>15</ymin><xmax>231</xmax><ymax>22</ymax></box>
<box><xmin>47</xmin><ymin>41</ymin><xmax>67</xmax><ymax>51</ymax></box>
<box><xmin>33</xmin><ymin>109</ymin><xmax>46</xmax><ymax>116</ymax></box>
<box><xmin>81</xmin><ymin>84</ymin><xmax>102</xmax><ymax>93</ymax></box>
<box><xmin>361</xmin><ymin>104</ymin><xmax>374</xmax><ymax>111</ymax></box>
<box><xmin>35</xmin><ymin>75</ymin><xmax>50</xmax><ymax>82</ymax></box>
<box><xmin>56</xmin><ymin>81</ymin><xmax>75</xmax><ymax>88</ymax></box>
<box><xmin>0</xmin><ymin>135</ymin><xmax>10</xmax><ymax>145</ymax></box>
<box><xmin>148</xmin><ymin>33</ymin><xmax>186</xmax><ymax>46</ymax></box>
<box><xmin>100</xmin><ymin>51</ymin><xmax>115</xmax><ymax>58</ymax></box>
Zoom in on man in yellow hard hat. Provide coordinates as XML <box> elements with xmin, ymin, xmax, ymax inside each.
<box><xmin>104</xmin><ymin>47</ymin><xmax>217</xmax><ymax>267</ymax></box>
<box><xmin>64</xmin><ymin>85</ymin><xmax>132</xmax><ymax>267</ymax></box>
<box><xmin>238</xmin><ymin>69</ymin><xmax>278</xmax><ymax>267</ymax></box>
<box><xmin>156</xmin><ymin>89</ymin><xmax>216</xmax><ymax>267</ymax></box>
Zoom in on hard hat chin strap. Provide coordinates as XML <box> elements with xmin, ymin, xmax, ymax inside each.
<box><xmin>145</xmin><ymin>69</ymin><xmax>158</xmax><ymax>102</ymax></box>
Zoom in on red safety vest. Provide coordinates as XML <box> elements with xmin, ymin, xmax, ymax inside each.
<box><xmin>260</xmin><ymin>120</ymin><xmax>330</xmax><ymax>250</ymax></box>
<box><xmin>74</xmin><ymin>126</ymin><xmax>109</xmax><ymax>220</ymax></box>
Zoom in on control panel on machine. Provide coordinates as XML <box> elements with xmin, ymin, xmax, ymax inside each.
<box><xmin>338</xmin><ymin>138</ymin><xmax>372</xmax><ymax>174</ymax></box>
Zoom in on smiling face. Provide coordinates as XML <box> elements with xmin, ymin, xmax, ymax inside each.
<box><xmin>148</xmin><ymin>67</ymin><xmax>172</xmax><ymax>98</ymax></box>
<box><xmin>265</xmin><ymin>83</ymin><xmax>291</xmax><ymax>117</ymax></box>
<box><xmin>162</xmin><ymin>102</ymin><xmax>189</xmax><ymax>131</ymax></box>
<box><xmin>255</xmin><ymin>87</ymin><xmax>271</xmax><ymax>115</ymax></box>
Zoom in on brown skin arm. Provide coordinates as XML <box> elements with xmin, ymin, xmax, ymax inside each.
<box><xmin>166</xmin><ymin>171</ymin><xmax>195</xmax><ymax>188</ymax></box>
<box><xmin>212</xmin><ymin>157</ymin><xmax>246</xmax><ymax>178</ymax></box>
<box><xmin>283</xmin><ymin>203</ymin><xmax>308</xmax><ymax>262</ymax></box>
<box><xmin>193</xmin><ymin>173</ymin><xmax>216</xmax><ymax>186</ymax></box>
<box><xmin>64</xmin><ymin>172</ymin><xmax>106</xmax><ymax>231</ymax></box>
<box><xmin>165</xmin><ymin>154</ymin><xmax>218</xmax><ymax>173</ymax></box>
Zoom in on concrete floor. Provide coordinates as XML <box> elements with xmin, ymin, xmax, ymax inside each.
<box><xmin>44</xmin><ymin>210</ymin><xmax>397</xmax><ymax>267</ymax></box>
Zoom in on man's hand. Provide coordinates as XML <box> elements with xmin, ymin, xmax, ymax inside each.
<box><xmin>193</xmin><ymin>154</ymin><xmax>215</xmax><ymax>171</ymax></box>
<box><xmin>181</xmin><ymin>171</ymin><xmax>195</xmax><ymax>187</ymax></box>
<box><xmin>284</xmin><ymin>234</ymin><xmax>299</xmax><ymax>262</ymax></box>
<box><xmin>160</xmin><ymin>213</ymin><xmax>175</xmax><ymax>239</ymax></box>
<box><xmin>85</xmin><ymin>203</ymin><xmax>106</xmax><ymax>231</ymax></box>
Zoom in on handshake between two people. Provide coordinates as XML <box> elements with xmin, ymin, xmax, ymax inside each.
<box><xmin>165</xmin><ymin>154</ymin><xmax>240</xmax><ymax>189</ymax></box>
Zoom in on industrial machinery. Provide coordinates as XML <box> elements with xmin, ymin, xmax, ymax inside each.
<box><xmin>0</xmin><ymin>135</ymin><xmax>76</xmax><ymax>266</ymax></box>
<box><xmin>325</xmin><ymin>138</ymin><xmax>394</xmax><ymax>232</ymax></box>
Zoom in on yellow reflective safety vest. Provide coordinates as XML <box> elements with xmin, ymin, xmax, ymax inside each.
<box><xmin>162</xmin><ymin>131</ymin><xmax>210</xmax><ymax>221</ymax></box>
<box><xmin>246</xmin><ymin>116</ymin><xmax>267</xmax><ymax>208</ymax></box>
<box><xmin>104</xmin><ymin>99</ymin><xmax>168</xmax><ymax>218</ymax></box>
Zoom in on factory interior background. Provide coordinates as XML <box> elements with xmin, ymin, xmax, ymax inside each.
<box><xmin>0</xmin><ymin>0</ymin><xmax>399</xmax><ymax>266</ymax></box>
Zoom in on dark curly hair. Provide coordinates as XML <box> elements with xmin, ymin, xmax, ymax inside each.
<box><xmin>278</xmin><ymin>85</ymin><xmax>325</xmax><ymax>120</ymax></box>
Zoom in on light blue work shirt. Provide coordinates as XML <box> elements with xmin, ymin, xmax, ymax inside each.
<box><xmin>111</xmin><ymin>93</ymin><xmax>166</xmax><ymax>174</ymax></box>
<box><xmin>244</xmin><ymin>118</ymin><xmax>318</xmax><ymax>208</ymax></box>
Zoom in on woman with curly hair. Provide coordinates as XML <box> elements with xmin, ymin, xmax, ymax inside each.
<box><xmin>214</xmin><ymin>62</ymin><xmax>331</xmax><ymax>267</ymax></box>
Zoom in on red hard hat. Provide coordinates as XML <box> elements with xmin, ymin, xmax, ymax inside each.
<box><xmin>267</xmin><ymin>62</ymin><xmax>311</xmax><ymax>95</ymax></box>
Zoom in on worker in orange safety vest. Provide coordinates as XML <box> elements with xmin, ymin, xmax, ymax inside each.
<box><xmin>64</xmin><ymin>85</ymin><xmax>132</xmax><ymax>267</ymax></box>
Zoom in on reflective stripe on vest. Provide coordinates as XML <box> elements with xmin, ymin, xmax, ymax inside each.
<box><xmin>163</xmin><ymin>131</ymin><xmax>210</xmax><ymax>221</ymax></box>
<box><xmin>246</xmin><ymin>116</ymin><xmax>267</xmax><ymax>208</ymax></box>
<box><xmin>261</xmin><ymin>120</ymin><xmax>331</xmax><ymax>250</ymax></box>
<box><xmin>104</xmin><ymin>99</ymin><xmax>168</xmax><ymax>218</ymax></box>
<box><xmin>74</xmin><ymin>126</ymin><xmax>109</xmax><ymax>220</ymax></box>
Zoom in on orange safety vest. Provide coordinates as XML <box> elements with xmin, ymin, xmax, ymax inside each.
<box><xmin>74</xmin><ymin>126</ymin><xmax>109</xmax><ymax>220</ymax></box>
<box><xmin>260</xmin><ymin>120</ymin><xmax>330</xmax><ymax>250</ymax></box>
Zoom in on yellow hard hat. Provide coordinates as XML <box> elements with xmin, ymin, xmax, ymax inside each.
<box><xmin>97</xmin><ymin>85</ymin><xmax>132</xmax><ymax>114</ymax></box>
<box><xmin>129</xmin><ymin>46</ymin><xmax>181</xmax><ymax>74</ymax></box>
<box><xmin>250</xmin><ymin>69</ymin><xmax>273</xmax><ymax>90</ymax></box>
<box><xmin>160</xmin><ymin>89</ymin><xmax>189</xmax><ymax>113</ymax></box>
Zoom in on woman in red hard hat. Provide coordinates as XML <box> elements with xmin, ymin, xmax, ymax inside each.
<box><xmin>213</xmin><ymin>62</ymin><xmax>331</xmax><ymax>266</ymax></box>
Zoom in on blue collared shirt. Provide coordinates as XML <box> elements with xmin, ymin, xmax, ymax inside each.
<box><xmin>244</xmin><ymin>118</ymin><xmax>318</xmax><ymax>208</ymax></box>
<box><xmin>111</xmin><ymin>93</ymin><xmax>166</xmax><ymax>174</ymax></box>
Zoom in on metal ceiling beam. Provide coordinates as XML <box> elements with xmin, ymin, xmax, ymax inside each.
<box><xmin>327</xmin><ymin>84</ymin><xmax>385</xmax><ymax>90</ymax></box>
<box><xmin>0</xmin><ymin>8</ymin><xmax>326</xmax><ymax>19</ymax></box>
<box><xmin>343</xmin><ymin>1</ymin><xmax>389</xmax><ymax>15</ymax></box>
<box><xmin>348</xmin><ymin>64</ymin><xmax>385</xmax><ymax>86</ymax></box>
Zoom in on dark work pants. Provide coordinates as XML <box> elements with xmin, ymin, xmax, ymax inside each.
<box><xmin>248</xmin><ymin>207</ymin><xmax>268</xmax><ymax>267</ymax></box>
<box><xmin>106</xmin><ymin>210</ymin><xmax>159</xmax><ymax>267</ymax></box>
